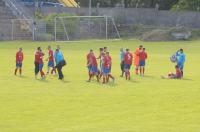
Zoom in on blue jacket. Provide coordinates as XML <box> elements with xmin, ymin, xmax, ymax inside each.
<box><xmin>54</xmin><ymin>51</ymin><xmax>64</xmax><ymax>65</ymax></box>
<box><xmin>177</xmin><ymin>52</ymin><xmax>185</xmax><ymax>66</ymax></box>
<box><xmin>120</xmin><ymin>51</ymin><xmax>125</xmax><ymax>62</ymax></box>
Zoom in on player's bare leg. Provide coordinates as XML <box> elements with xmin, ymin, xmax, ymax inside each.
<box><xmin>135</xmin><ymin>66</ymin><xmax>139</xmax><ymax>75</ymax></box>
<box><xmin>19</xmin><ymin>68</ymin><xmax>22</xmax><ymax>76</ymax></box>
<box><xmin>108</xmin><ymin>74</ymin><xmax>115</xmax><ymax>82</ymax></box>
<box><xmin>128</xmin><ymin>71</ymin><xmax>131</xmax><ymax>80</ymax></box>
<box><xmin>14</xmin><ymin>68</ymin><xmax>18</xmax><ymax>75</ymax></box>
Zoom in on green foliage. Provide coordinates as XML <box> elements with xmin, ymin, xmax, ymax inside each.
<box><xmin>173</xmin><ymin>0</ymin><xmax>200</xmax><ymax>11</ymax></box>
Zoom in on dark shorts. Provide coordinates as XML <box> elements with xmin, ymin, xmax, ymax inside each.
<box><xmin>124</xmin><ymin>64</ymin><xmax>131</xmax><ymax>70</ymax></box>
<box><xmin>88</xmin><ymin>65</ymin><xmax>92</xmax><ymax>71</ymax></box>
<box><xmin>139</xmin><ymin>60</ymin><xmax>145</xmax><ymax>66</ymax></box>
<box><xmin>121</xmin><ymin>63</ymin><xmax>124</xmax><ymax>71</ymax></box>
<box><xmin>16</xmin><ymin>63</ymin><xmax>22</xmax><ymax>68</ymax></box>
<box><xmin>177</xmin><ymin>63</ymin><xmax>184</xmax><ymax>71</ymax></box>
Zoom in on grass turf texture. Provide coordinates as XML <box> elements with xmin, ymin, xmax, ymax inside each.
<box><xmin>0</xmin><ymin>40</ymin><xmax>199</xmax><ymax>132</ymax></box>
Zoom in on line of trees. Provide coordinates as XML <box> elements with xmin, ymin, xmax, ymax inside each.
<box><xmin>47</xmin><ymin>0</ymin><xmax>200</xmax><ymax>11</ymax></box>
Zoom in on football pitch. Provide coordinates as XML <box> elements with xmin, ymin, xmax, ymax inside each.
<box><xmin>0</xmin><ymin>40</ymin><xmax>200</xmax><ymax>132</ymax></box>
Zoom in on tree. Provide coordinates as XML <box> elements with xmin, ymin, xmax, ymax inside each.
<box><xmin>174</xmin><ymin>0</ymin><xmax>200</xmax><ymax>11</ymax></box>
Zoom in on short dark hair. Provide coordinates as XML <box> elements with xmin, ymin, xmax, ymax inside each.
<box><xmin>104</xmin><ymin>47</ymin><xmax>107</xmax><ymax>49</ymax></box>
<box><xmin>126</xmin><ymin>48</ymin><xmax>129</xmax><ymax>51</ymax></box>
<box><xmin>139</xmin><ymin>45</ymin><xmax>143</xmax><ymax>48</ymax></box>
<box><xmin>37</xmin><ymin>47</ymin><xmax>41</xmax><ymax>50</ymax></box>
<box><xmin>143</xmin><ymin>48</ymin><xmax>145</xmax><ymax>51</ymax></box>
<box><xmin>180</xmin><ymin>48</ymin><xmax>183</xmax><ymax>52</ymax></box>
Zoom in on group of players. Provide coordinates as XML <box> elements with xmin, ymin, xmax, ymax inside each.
<box><xmin>86</xmin><ymin>45</ymin><xmax>148</xmax><ymax>83</ymax></box>
<box><xmin>86</xmin><ymin>47</ymin><xmax>115</xmax><ymax>84</ymax></box>
<box><xmin>15</xmin><ymin>44</ymin><xmax>185</xmax><ymax>82</ymax></box>
<box><xmin>15</xmin><ymin>45</ymin><xmax>66</xmax><ymax>80</ymax></box>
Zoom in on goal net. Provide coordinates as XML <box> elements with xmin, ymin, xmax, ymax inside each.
<box><xmin>54</xmin><ymin>16</ymin><xmax>121</xmax><ymax>41</ymax></box>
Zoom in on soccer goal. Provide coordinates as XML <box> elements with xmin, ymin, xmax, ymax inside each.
<box><xmin>54</xmin><ymin>16</ymin><xmax>121</xmax><ymax>41</ymax></box>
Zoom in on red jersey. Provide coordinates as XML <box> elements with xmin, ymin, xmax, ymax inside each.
<box><xmin>103</xmin><ymin>56</ymin><xmax>111</xmax><ymax>68</ymax></box>
<box><xmin>87</xmin><ymin>53</ymin><xmax>92</xmax><ymax>64</ymax></box>
<box><xmin>176</xmin><ymin>68</ymin><xmax>182</xmax><ymax>78</ymax></box>
<box><xmin>48</xmin><ymin>50</ymin><xmax>54</xmax><ymax>61</ymax></box>
<box><xmin>124</xmin><ymin>52</ymin><xmax>133</xmax><ymax>65</ymax></box>
<box><xmin>16</xmin><ymin>51</ymin><xmax>23</xmax><ymax>63</ymax></box>
<box><xmin>90</xmin><ymin>55</ymin><xmax>98</xmax><ymax>67</ymax></box>
<box><xmin>35</xmin><ymin>51</ymin><xmax>40</xmax><ymax>63</ymax></box>
<box><xmin>139</xmin><ymin>51</ymin><xmax>147</xmax><ymax>61</ymax></box>
<box><xmin>38</xmin><ymin>52</ymin><xmax>44</xmax><ymax>64</ymax></box>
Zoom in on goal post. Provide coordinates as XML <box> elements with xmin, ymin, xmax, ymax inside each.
<box><xmin>54</xmin><ymin>16</ymin><xmax>121</xmax><ymax>41</ymax></box>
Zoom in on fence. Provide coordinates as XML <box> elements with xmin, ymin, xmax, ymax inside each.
<box><xmin>0</xmin><ymin>16</ymin><xmax>120</xmax><ymax>41</ymax></box>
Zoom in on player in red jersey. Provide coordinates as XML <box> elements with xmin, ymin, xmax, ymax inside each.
<box><xmin>124</xmin><ymin>49</ymin><xmax>133</xmax><ymax>80</ymax></box>
<box><xmin>105</xmin><ymin>52</ymin><xmax>115</xmax><ymax>83</ymax></box>
<box><xmin>14</xmin><ymin>48</ymin><xmax>24</xmax><ymax>76</ymax></box>
<box><xmin>87</xmin><ymin>52</ymin><xmax>99</xmax><ymax>82</ymax></box>
<box><xmin>86</xmin><ymin>50</ymin><xmax>93</xmax><ymax>77</ymax></box>
<box><xmin>138</xmin><ymin>48</ymin><xmax>148</xmax><ymax>76</ymax></box>
<box><xmin>34</xmin><ymin>47</ymin><xmax>40</xmax><ymax>79</ymax></box>
<box><xmin>46</xmin><ymin>46</ymin><xmax>56</xmax><ymax>75</ymax></box>
<box><xmin>38</xmin><ymin>48</ymin><xmax>45</xmax><ymax>79</ymax></box>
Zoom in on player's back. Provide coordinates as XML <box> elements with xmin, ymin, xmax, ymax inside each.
<box><xmin>124</xmin><ymin>52</ymin><xmax>133</xmax><ymax>65</ymax></box>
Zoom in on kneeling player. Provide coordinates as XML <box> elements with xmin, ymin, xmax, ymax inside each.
<box><xmin>15</xmin><ymin>48</ymin><xmax>24</xmax><ymax>76</ymax></box>
<box><xmin>161</xmin><ymin>65</ymin><xmax>182</xmax><ymax>79</ymax></box>
<box><xmin>124</xmin><ymin>49</ymin><xmax>133</xmax><ymax>80</ymax></box>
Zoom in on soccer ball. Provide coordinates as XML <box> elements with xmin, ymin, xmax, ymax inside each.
<box><xmin>170</xmin><ymin>54</ymin><xmax>177</xmax><ymax>63</ymax></box>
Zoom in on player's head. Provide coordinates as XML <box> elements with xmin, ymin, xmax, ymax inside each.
<box><xmin>90</xmin><ymin>49</ymin><xmax>93</xmax><ymax>53</ymax></box>
<box><xmin>180</xmin><ymin>48</ymin><xmax>183</xmax><ymax>53</ymax></box>
<box><xmin>126</xmin><ymin>48</ymin><xmax>129</xmax><ymax>52</ymax></box>
<box><xmin>37</xmin><ymin>47</ymin><xmax>41</xmax><ymax>51</ymax></box>
<box><xmin>139</xmin><ymin>45</ymin><xmax>143</xmax><ymax>50</ymax></box>
<box><xmin>104</xmin><ymin>47</ymin><xmax>107</xmax><ymax>50</ymax></box>
<box><xmin>19</xmin><ymin>47</ymin><xmax>22</xmax><ymax>52</ymax></box>
<box><xmin>57</xmin><ymin>45</ymin><xmax>60</xmax><ymax>50</ymax></box>
<box><xmin>143</xmin><ymin>48</ymin><xmax>145</xmax><ymax>51</ymax></box>
<box><xmin>48</xmin><ymin>46</ymin><xmax>51</xmax><ymax>50</ymax></box>
<box><xmin>106</xmin><ymin>52</ymin><xmax>109</xmax><ymax>56</ymax></box>
<box><xmin>120</xmin><ymin>48</ymin><xmax>124</xmax><ymax>52</ymax></box>
<box><xmin>55</xmin><ymin>49</ymin><xmax>59</xmax><ymax>53</ymax></box>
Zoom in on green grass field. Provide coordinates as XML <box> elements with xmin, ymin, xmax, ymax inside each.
<box><xmin>0</xmin><ymin>40</ymin><xmax>200</xmax><ymax>132</ymax></box>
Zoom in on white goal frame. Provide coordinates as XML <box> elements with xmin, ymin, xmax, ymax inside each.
<box><xmin>54</xmin><ymin>16</ymin><xmax>121</xmax><ymax>41</ymax></box>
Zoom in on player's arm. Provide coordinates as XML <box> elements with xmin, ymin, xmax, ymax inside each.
<box><xmin>22</xmin><ymin>53</ymin><xmax>24</xmax><ymax>61</ymax></box>
<box><xmin>96</xmin><ymin>55</ymin><xmax>101</xmax><ymax>59</ymax></box>
<box><xmin>145</xmin><ymin>53</ymin><xmax>148</xmax><ymax>59</ymax></box>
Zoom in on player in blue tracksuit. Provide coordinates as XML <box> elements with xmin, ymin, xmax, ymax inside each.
<box><xmin>176</xmin><ymin>48</ymin><xmax>185</xmax><ymax>76</ymax></box>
